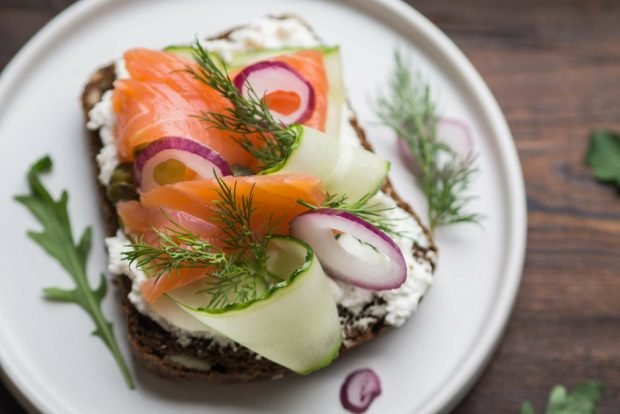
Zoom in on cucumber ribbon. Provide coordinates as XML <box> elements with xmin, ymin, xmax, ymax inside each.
<box><xmin>262</xmin><ymin>125</ymin><xmax>389</xmax><ymax>202</ymax></box>
<box><xmin>168</xmin><ymin>236</ymin><xmax>342</xmax><ymax>374</ymax></box>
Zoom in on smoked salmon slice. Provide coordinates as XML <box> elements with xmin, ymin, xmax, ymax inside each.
<box><xmin>117</xmin><ymin>200</ymin><xmax>221</xmax><ymax>245</ymax></box>
<box><xmin>117</xmin><ymin>174</ymin><xmax>324</xmax><ymax>302</ymax></box>
<box><xmin>113</xmin><ymin>49</ymin><xmax>254</xmax><ymax>165</ymax></box>
<box><xmin>117</xmin><ymin>201</ymin><xmax>224</xmax><ymax>303</ymax></box>
<box><xmin>140</xmin><ymin>174</ymin><xmax>325</xmax><ymax>235</ymax></box>
<box><xmin>113</xmin><ymin>48</ymin><xmax>330</xmax><ymax>168</ymax></box>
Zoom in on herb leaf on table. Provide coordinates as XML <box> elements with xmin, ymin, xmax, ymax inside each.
<box><xmin>519</xmin><ymin>381</ymin><xmax>605</xmax><ymax>414</ymax></box>
<box><xmin>585</xmin><ymin>130</ymin><xmax>620</xmax><ymax>189</ymax></box>
<box><xmin>15</xmin><ymin>156</ymin><xmax>134</xmax><ymax>389</ymax></box>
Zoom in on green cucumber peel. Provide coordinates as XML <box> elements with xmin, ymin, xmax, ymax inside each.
<box><xmin>225</xmin><ymin>45</ymin><xmax>339</xmax><ymax>69</ymax></box>
<box><xmin>297</xmin><ymin>340</ymin><xmax>342</xmax><ymax>376</ymax></box>
<box><xmin>165</xmin><ymin>43</ymin><xmax>339</xmax><ymax>70</ymax></box>
<box><xmin>168</xmin><ymin>236</ymin><xmax>342</xmax><ymax>374</ymax></box>
<box><xmin>15</xmin><ymin>156</ymin><xmax>135</xmax><ymax>389</ymax></box>
<box><xmin>169</xmin><ymin>235</ymin><xmax>313</xmax><ymax>314</ymax></box>
<box><xmin>260</xmin><ymin>125</ymin><xmax>389</xmax><ymax>202</ymax></box>
<box><xmin>258</xmin><ymin>124</ymin><xmax>304</xmax><ymax>176</ymax></box>
<box><xmin>164</xmin><ymin>45</ymin><xmax>227</xmax><ymax>71</ymax></box>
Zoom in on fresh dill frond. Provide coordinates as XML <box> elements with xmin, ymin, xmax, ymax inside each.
<box><xmin>123</xmin><ymin>223</ymin><xmax>228</xmax><ymax>281</ymax></box>
<box><xmin>201</xmin><ymin>261</ymin><xmax>264</xmax><ymax>309</ymax></box>
<box><xmin>299</xmin><ymin>192</ymin><xmax>412</xmax><ymax>239</ymax></box>
<box><xmin>375</xmin><ymin>50</ymin><xmax>482</xmax><ymax>231</ymax></box>
<box><xmin>123</xmin><ymin>174</ymin><xmax>278</xmax><ymax>309</ymax></box>
<box><xmin>187</xmin><ymin>41</ymin><xmax>297</xmax><ymax>170</ymax></box>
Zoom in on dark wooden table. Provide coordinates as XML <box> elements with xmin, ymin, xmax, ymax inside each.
<box><xmin>1</xmin><ymin>0</ymin><xmax>619</xmax><ymax>413</ymax></box>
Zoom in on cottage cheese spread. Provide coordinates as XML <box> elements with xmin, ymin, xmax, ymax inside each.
<box><xmin>87</xmin><ymin>60</ymin><xmax>129</xmax><ymax>185</ymax></box>
<box><xmin>202</xmin><ymin>16</ymin><xmax>319</xmax><ymax>60</ymax></box>
<box><xmin>90</xmin><ymin>16</ymin><xmax>434</xmax><ymax>345</ymax></box>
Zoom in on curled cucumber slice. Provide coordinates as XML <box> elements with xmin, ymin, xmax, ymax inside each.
<box><xmin>263</xmin><ymin>125</ymin><xmax>389</xmax><ymax>202</ymax></box>
<box><xmin>168</xmin><ymin>236</ymin><xmax>342</xmax><ymax>374</ymax></box>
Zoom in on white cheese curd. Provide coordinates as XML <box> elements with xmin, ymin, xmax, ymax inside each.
<box><xmin>87</xmin><ymin>90</ymin><xmax>118</xmax><ymax>185</ymax></box>
<box><xmin>203</xmin><ymin>17</ymin><xmax>319</xmax><ymax>60</ymax></box>
<box><xmin>333</xmin><ymin>191</ymin><xmax>433</xmax><ymax>327</ymax></box>
<box><xmin>370</xmin><ymin>192</ymin><xmax>433</xmax><ymax>326</ymax></box>
<box><xmin>114</xmin><ymin>58</ymin><xmax>130</xmax><ymax>80</ymax></box>
<box><xmin>93</xmin><ymin>16</ymin><xmax>435</xmax><ymax>345</ymax></box>
<box><xmin>87</xmin><ymin>59</ymin><xmax>129</xmax><ymax>185</ymax></box>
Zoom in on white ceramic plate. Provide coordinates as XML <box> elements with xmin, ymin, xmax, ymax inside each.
<box><xmin>0</xmin><ymin>0</ymin><xmax>526</xmax><ymax>413</ymax></box>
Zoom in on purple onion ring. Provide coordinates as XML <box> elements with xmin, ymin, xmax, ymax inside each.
<box><xmin>233</xmin><ymin>60</ymin><xmax>316</xmax><ymax>125</ymax></box>
<box><xmin>290</xmin><ymin>209</ymin><xmax>406</xmax><ymax>291</ymax></box>
<box><xmin>134</xmin><ymin>136</ymin><xmax>232</xmax><ymax>191</ymax></box>
<box><xmin>340</xmin><ymin>368</ymin><xmax>382</xmax><ymax>413</ymax></box>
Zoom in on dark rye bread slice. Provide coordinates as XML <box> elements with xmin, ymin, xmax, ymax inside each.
<box><xmin>81</xmin><ymin>24</ymin><xmax>437</xmax><ymax>383</ymax></box>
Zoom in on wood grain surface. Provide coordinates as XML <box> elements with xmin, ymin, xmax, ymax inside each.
<box><xmin>1</xmin><ymin>0</ymin><xmax>619</xmax><ymax>413</ymax></box>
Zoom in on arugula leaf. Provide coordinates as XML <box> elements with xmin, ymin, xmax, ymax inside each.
<box><xmin>15</xmin><ymin>156</ymin><xmax>134</xmax><ymax>389</ymax></box>
<box><xmin>585</xmin><ymin>130</ymin><xmax>620</xmax><ymax>188</ymax></box>
<box><xmin>520</xmin><ymin>401</ymin><xmax>536</xmax><ymax>414</ymax></box>
<box><xmin>519</xmin><ymin>381</ymin><xmax>605</xmax><ymax>414</ymax></box>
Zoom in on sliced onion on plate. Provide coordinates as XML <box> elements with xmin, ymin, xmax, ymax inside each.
<box><xmin>135</xmin><ymin>136</ymin><xmax>232</xmax><ymax>191</ymax></box>
<box><xmin>340</xmin><ymin>368</ymin><xmax>382</xmax><ymax>413</ymax></box>
<box><xmin>437</xmin><ymin>117</ymin><xmax>474</xmax><ymax>158</ymax></box>
<box><xmin>289</xmin><ymin>209</ymin><xmax>406</xmax><ymax>291</ymax></box>
<box><xmin>399</xmin><ymin>117</ymin><xmax>473</xmax><ymax>174</ymax></box>
<box><xmin>233</xmin><ymin>61</ymin><xmax>315</xmax><ymax>125</ymax></box>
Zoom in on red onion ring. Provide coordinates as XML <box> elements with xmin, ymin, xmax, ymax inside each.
<box><xmin>134</xmin><ymin>136</ymin><xmax>232</xmax><ymax>192</ymax></box>
<box><xmin>437</xmin><ymin>117</ymin><xmax>474</xmax><ymax>159</ymax></box>
<box><xmin>233</xmin><ymin>60</ymin><xmax>315</xmax><ymax>125</ymax></box>
<box><xmin>289</xmin><ymin>209</ymin><xmax>406</xmax><ymax>291</ymax></box>
<box><xmin>340</xmin><ymin>368</ymin><xmax>382</xmax><ymax>413</ymax></box>
<box><xmin>399</xmin><ymin>117</ymin><xmax>473</xmax><ymax>174</ymax></box>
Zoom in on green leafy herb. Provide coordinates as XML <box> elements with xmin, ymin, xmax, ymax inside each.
<box><xmin>585</xmin><ymin>130</ymin><xmax>620</xmax><ymax>189</ymax></box>
<box><xmin>124</xmin><ymin>174</ymin><xmax>281</xmax><ymax>309</ymax></box>
<box><xmin>519</xmin><ymin>381</ymin><xmax>605</xmax><ymax>414</ymax></box>
<box><xmin>15</xmin><ymin>156</ymin><xmax>134</xmax><ymax>389</ymax></box>
<box><xmin>187</xmin><ymin>42</ymin><xmax>297</xmax><ymax>170</ymax></box>
<box><xmin>298</xmin><ymin>192</ymin><xmax>411</xmax><ymax>238</ymax></box>
<box><xmin>375</xmin><ymin>51</ymin><xmax>482</xmax><ymax>231</ymax></box>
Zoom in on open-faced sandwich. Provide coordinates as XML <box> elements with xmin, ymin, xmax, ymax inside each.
<box><xmin>82</xmin><ymin>15</ymin><xmax>437</xmax><ymax>382</ymax></box>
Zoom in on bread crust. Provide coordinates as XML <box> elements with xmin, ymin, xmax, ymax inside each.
<box><xmin>81</xmin><ymin>26</ymin><xmax>436</xmax><ymax>382</ymax></box>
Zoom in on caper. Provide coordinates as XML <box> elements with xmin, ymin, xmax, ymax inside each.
<box><xmin>231</xmin><ymin>164</ymin><xmax>253</xmax><ymax>176</ymax></box>
<box><xmin>109</xmin><ymin>163</ymin><xmax>135</xmax><ymax>184</ymax></box>
<box><xmin>107</xmin><ymin>182</ymin><xmax>138</xmax><ymax>203</ymax></box>
<box><xmin>106</xmin><ymin>163</ymin><xmax>138</xmax><ymax>202</ymax></box>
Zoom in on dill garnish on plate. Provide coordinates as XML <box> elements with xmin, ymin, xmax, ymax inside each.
<box><xmin>375</xmin><ymin>51</ymin><xmax>482</xmax><ymax>231</ymax></box>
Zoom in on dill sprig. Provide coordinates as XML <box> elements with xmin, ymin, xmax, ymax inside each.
<box><xmin>122</xmin><ymin>224</ymin><xmax>228</xmax><ymax>281</ymax></box>
<box><xmin>375</xmin><ymin>51</ymin><xmax>482</xmax><ymax>231</ymax></box>
<box><xmin>123</xmin><ymin>175</ymin><xmax>280</xmax><ymax>309</ymax></box>
<box><xmin>299</xmin><ymin>192</ymin><xmax>411</xmax><ymax>238</ymax></box>
<box><xmin>187</xmin><ymin>42</ymin><xmax>297</xmax><ymax>170</ymax></box>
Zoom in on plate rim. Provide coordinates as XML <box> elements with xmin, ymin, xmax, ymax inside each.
<box><xmin>0</xmin><ymin>0</ymin><xmax>527</xmax><ymax>413</ymax></box>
